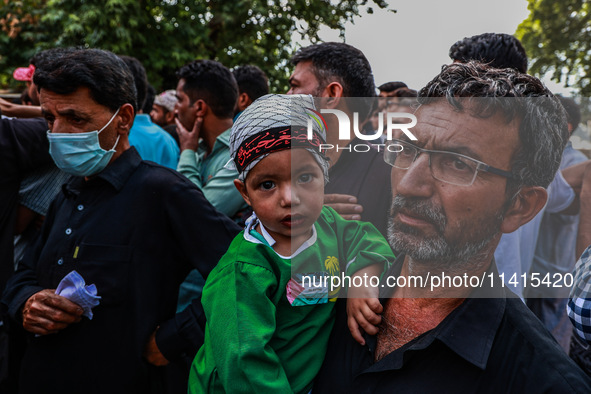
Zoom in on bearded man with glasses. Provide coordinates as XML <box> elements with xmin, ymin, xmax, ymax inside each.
<box><xmin>313</xmin><ymin>61</ymin><xmax>591</xmax><ymax>393</ymax></box>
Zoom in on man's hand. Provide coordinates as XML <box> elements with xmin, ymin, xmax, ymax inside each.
<box><xmin>176</xmin><ymin>115</ymin><xmax>203</xmax><ymax>152</ymax></box>
<box><xmin>143</xmin><ymin>329</ymin><xmax>169</xmax><ymax>366</ymax></box>
<box><xmin>324</xmin><ymin>194</ymin><xmax>363</xmax><ymax>220</ymax></box>
<box><xmin>22</xmin><ymin>289</ymin><xmax>83</xmax><ymax>335</ymax></box>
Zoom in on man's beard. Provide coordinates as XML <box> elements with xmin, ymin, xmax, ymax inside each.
<box><xmin>388</xmin><ymin>195</ymin><xmax>503</xmax><ymax>273</ymax></box>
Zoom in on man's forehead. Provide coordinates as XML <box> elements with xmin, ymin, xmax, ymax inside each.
<box><xmin>413</xmin><ymin>102</ymin><xmax>519</xmax><ymax>139</ymax></box>
<box><xmin>291</xmin><ymin>61</ymin><xmax>316</xmax><ymax>80</ymax></box>
<box><xmin>40</xmin><ymin>86</ymin><xmax>101</xmax><ymax>115</ymax></box>
<box><xmin>411</xmin><ymin>101</ymin><xmax>521</xmax><ymax>163</ymax></box>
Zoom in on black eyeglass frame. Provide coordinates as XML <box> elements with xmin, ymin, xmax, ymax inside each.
<box><xmin>384</xmin><ymin>139</ymin><xmax>517</xmax><ymax>186</ymax></box>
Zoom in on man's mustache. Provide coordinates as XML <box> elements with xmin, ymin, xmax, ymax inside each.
<box><xmin>390</xmin><ymin>195</ymin><xmax>447</xmax><ymax>235</ymax></box>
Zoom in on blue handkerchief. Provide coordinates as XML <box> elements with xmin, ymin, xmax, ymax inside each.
<box><xmin>55</xmin><ymin>270</ymin><xmax>101</xmax><ymax>319</ymax></box>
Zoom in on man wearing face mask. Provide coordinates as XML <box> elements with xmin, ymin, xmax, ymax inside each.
<box><xmin>1</xmin><ymin>48</ymin><xmax>240</xmax><ymax>394</ymax></box>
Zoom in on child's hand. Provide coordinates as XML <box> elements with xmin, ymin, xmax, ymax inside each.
<box><xmin>346</xmin><ymin>297</ymin><xmax>383</xmax><ymax>346</ymax></box>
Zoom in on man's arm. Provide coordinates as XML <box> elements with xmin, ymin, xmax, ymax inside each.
<box><xmin>0</xmin><ymin>97</ymin><xmax>42</xmax><ymax>118</ymax></box>
<box><xmin>557</xmin><ymin>160</ymin><xmax>591</xmax><ymax>215</ymax></box>
<box><xmin>577</xmin><ymin>162</ymin><xmax>591</xmax><ymax>258</ymax></box>
<box><xmin>144</xmin><ymin>176</ymin><xmax>241</xmax><ymax>364</ymax></box>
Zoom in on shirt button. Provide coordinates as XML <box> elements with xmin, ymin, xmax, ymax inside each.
<box><xmin>77</xmin><ymin>205</ymin><xmax>84</xmax><ymax>211</ymax></box>
<box><xmin>65</xmin><ymin>228</ymin><xmax>72</xmax><ymax>235</ymax></box>
<box><xmin>57</xmin><ymin>258</ymin><xmax>64</xmax><ymax>265</ymax></box>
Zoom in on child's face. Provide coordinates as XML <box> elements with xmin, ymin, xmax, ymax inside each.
<box><xmin>235</xmin><ymin>149</ymin><xmax>325</xmax><ymax>252</ymax></box>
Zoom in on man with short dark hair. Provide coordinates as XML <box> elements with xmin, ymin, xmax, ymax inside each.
<box><xmin>314</xmin><ymin>62</ymin><xmax>591</xmax><ymax>393</ymax></box>
<box><xmin>449</xmin><ymin>32</ymin><xmax>528</xmax><ymax>73</ymax></box>
<box><xmin>1</xmin><ymin>48</ymin><xmax>240</xmax><ymax>394</ymax></box>
<box><xmin>232</xmin><ymin>64</ymin><xmax>269</xmax><ymax>116</ymax></box>
<box><xmin>288</xmin><ymin>42</ymin><xmax>391</xmax><ymax>237</ymax></box>
<box><xmin>377</xmin><ymin>81</ymin><xmax>408</xmax><ymax>97</ymax></box>
<box><xmin>175</xmin><ymin>59</ymin><xmax>247</xmax><ymax>221</ymax></box>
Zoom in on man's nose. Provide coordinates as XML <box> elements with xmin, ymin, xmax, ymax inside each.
<box><xmin>392</xmin><ymin>153</ymin><xmax>435</xmax><ymax>199</ymax></box>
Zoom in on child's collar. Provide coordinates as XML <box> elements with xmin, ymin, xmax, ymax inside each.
<box><xmin>243</xmin><ymin>212</ymin><xmax>317</xmax><ymax>258</ymax></box>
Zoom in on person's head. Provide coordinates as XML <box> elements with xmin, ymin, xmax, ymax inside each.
<box><xmin>150</xmin><ymin>89</ymin><xmax>178</xmax><ymax>127</ymax></box>
<box><xmin>20</xmin><ymin>89</ymin><xmax>33</xmax><ymax>106</ymax></box>
<box><xmin>378</xmin><ymin>81</ymin><xmax>408</xmax><ymax>97</ymax></box>
<box><xmin>175</xmin><ymin>60</ymin><xmax>238</xmax><ymax>131</ymax></box>
<box><xmin>232</xmin><ymin>65</ymin><xmax>269</xmax><ymax>114</ymax></box>
<box><xmin>34</xmin><ymin>48</ymin><xmax>136</xmax><ymax>177</ymax></box>
<box><xmin>118</xmin><ymin>55</ymin><xmax>148</xmax><ymax>112</ymax></box>
<box><xmin>288</xmin><ymin>42</ymin><xmax>375</xmax><ymax>121</ymax></box>
<box><xmin>449</xmin><ymin>32</ymin><xmax>528</xmax><ymax>73</ymax></box>
<box><xmin>556</xmin><ymin>95</ymin><xmax>581</xmax><ymax>135</ymax></box>
<box><xmin>386</xmin><ymin>61</ymin><xmax>568</xmax><ymax>273</ymax></box>
<box><xmin>230</xmin><ymin>94</ymin><xmax>328</xmax><ymax>249</ymax></box>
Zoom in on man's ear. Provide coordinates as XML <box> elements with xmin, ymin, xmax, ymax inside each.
<box><xmin>234</xmin><ymin>179</ymin><xmax>252</xmax><ymax>207</ymax></box>
<box><xmin>194</xmin><ymin>99</ymin><xmax>207</xmax><ymax>118</ymax></box>
<box><xmin>237</xmin><ymin>92</ymin><xmax>252</xmax><ymax>112</ymax></box>
<box><xmin>164</xmin><ymin>110</ymin><xmax>176</xmax><ymax>124</ymax></box>
<box><xmin>320</xmin><ymin>82</ymin><xmax>344</xmax><ymax>109</ymax></box>
<box><xmin>500</xmin><ymin>186</ymin><xmax>548</xmax><ymax>234</ymax></box>
<box><xmin>116</xmin><ymin>103</ymin><xmax>135</xmax><ymax>135</ymax></box>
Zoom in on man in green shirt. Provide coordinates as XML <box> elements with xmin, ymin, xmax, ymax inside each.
<box><xmin>175</xmin><ymin>59</ymin><xmax>248</xmax><ymax>221</ymax></box>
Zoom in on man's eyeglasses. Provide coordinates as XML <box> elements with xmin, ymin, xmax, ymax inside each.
<box><xmin>384</xmin><ymin>139</ymin><xmax>516</xmax><ymax>186</ymax></box>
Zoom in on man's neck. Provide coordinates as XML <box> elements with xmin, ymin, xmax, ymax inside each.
<box><xmin>375</xmin><ymin>296</ymin><xmax>464</xmax><ymax>361</ymax></box>
<box><xmin>374</xmin><ymin>253</ymin><xmax>494</xmax><ymax>361</ymax></box>
<box><xmin>201</xmin><ymin>117</ymin><xmax>232</xmax><ymax>155</ymax></box>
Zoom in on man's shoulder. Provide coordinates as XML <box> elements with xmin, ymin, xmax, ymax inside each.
<box><xmin>131</xmin><ymin>159</ymin><xmax>199</xmax><ymax>191</ymax></box>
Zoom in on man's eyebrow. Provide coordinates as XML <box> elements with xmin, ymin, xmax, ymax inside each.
<box><xmin>433</xmin><ymin>144</ymin><xmax>483</xmax><ymax>161</ymax></box>
<box><xmin>55</xmin><ymin>108</ymin><xmax>90</xmax><ymax>119</ymax></box>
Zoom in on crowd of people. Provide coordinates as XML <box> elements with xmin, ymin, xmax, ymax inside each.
<box><xmin>2</xmin><ymin>31</ymin><xmax>591</xmax><ymax>393</ymax></box>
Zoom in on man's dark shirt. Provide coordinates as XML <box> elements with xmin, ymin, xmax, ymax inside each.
<box><xmin>325</xmin><ymin>137</ymin><xmax>391</xmax><ymax>237</ymax></box>
<box><xmin>2</xmin><ymin>147</ymin><xmax>240</xmax><ymax>394</ymax></box>
<box><xmin>0</xmin><ymin>117</ymin><xmax>51</xmax><ymax>296</ymax></box>
<box><xmin>314</xmin><ymin>256</ymin><xmax>591</xmax><ymax>393</ymax></box>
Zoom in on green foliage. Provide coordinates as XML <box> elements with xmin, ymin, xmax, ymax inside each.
<box><xmin>516</xmin><ymin>0</ymin><xmax>591</xmax><ymax>94</ymax></box>
<box><xmin>0</xmin><ymin>0</ymin><xmax>392</xmax><ymax>94</ymax></box>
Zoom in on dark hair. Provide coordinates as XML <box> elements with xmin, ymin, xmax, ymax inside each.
<box><xmin>378</xmin><ymin>81</ymin><xmax>408</xmax><ymax>93</ymax></box>
<box><xmin>419</xmin><ymin>61</ymin><xmax>568</xmax><ymax>189</ymax></box>
<box><xmin>33</xmin><ymin>48</ymin><xmax>138</xmax><ymax>114</ymax></box>
<box><xmin>176</xmin><ymin>60</ymin><xmax>238</xmax><ymax>119</ymax></box>
<box><xmin>232</xmin><ymin>65</ymin><xmax>269</xmax><ymax>102</ymax></box>
<box><xmin>449</xmin><ymin>33</ymin><xmax>528</xmax><ymax>73</ymax></box>
<box><xmin>143</xmin><ymin>84</ymin><xmax>156</xmax><ymax>114</ymax></box>
<box><xmin>119</xmin><ymin>55</ymin><xmax>148</xmax><ymax>111</ymax></box>
<box><xmin>392</xmin><ymin>87</ymin><xmax>418</xmax><ymax>98</ymax></box>
<box><xmin>30</xmin><ymin>47</ymin><xmax>78</xmax><ymax>69</ymax></box>
<box><xmin>556</xmin><ymin>95</ymin><xmax>581</xmax><ymax>131</ymax></box>
<box><xmin>291</xmin><ymin>42</ymin><xmax>376</xmax><ymax>119</ymax></box>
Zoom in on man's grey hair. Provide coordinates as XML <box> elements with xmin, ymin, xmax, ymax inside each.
<box><xmin>418</xmin><ymin>61</ymin><xmax>569</xmax><ymax>190</ymax></box>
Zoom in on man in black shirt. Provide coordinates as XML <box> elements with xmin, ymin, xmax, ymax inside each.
<box><xmin>287</xmin><ymin>42</ymin><xmax>391</xmax><ymax>237</ymax></box>
<box><xmin>314</xmin><ymin>62</ymin><xmax>591</xmax><ymax>392</ymax></box>
<box><xmin>2</xmin><ymin>48</ymin><xmax>240</xmax><ymax>394</ymax></box>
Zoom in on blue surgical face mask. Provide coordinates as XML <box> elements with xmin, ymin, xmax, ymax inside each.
<box><xmin>47</xmin><ymin>108</ymin><xmax>121</xmax><ymax>177</ymax></box>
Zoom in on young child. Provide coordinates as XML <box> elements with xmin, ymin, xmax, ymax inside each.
<box><xmin>188</xmin><ymin>94</ymin><xmax>394</xmax><ymax>393</ymax></box>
